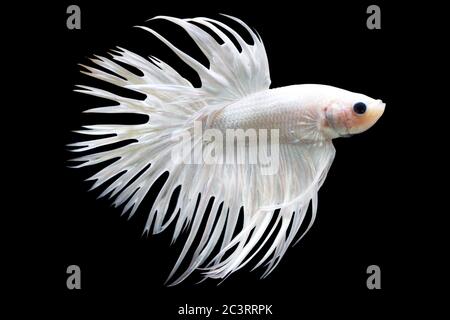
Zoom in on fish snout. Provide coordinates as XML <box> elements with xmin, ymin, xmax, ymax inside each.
<box><xmin>347</xmin><ymin>99</ymin><xmax>385</xmax><ymax>135</ymax></box>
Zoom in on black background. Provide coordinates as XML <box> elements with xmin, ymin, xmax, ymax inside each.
<box><xmin>13</xmin><ymin>0</ymin><xmax>437</xmax><ymax>317</ymax></box>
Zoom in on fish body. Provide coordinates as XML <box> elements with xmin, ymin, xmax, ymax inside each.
<box><xmin>71</xmin><ymin>15</ymin><xmax>385</xmax><ymax>285</ymax></box>
<box><xmin>212</xmin><ymin>84</ymin><xmax>384</xmax><ymax>141</ymax></box>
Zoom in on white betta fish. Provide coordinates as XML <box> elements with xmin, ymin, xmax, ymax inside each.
<box><xmin>70</xmin><ymin>15</ymin><xmax>385</xmax><ymax>285</ymax></box>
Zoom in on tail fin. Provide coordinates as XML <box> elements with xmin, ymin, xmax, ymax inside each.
<box><xmin>69</xmin><ymin>15</ymin><xmax>334</xmax><ymax>285</ymax></box>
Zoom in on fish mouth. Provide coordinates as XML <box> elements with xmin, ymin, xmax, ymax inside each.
<box><xmin>370</xmin><ymin>99</ymin><xmax>386</xmax><ymax>123</ymax></box>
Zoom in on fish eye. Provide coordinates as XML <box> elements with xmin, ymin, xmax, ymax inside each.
<box><xmin>353</xmin><ymin>102</ymin><xmax>367</xmax><ymax>115</ymax></box>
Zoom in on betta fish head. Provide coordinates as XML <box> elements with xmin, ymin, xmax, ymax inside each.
<box><xmin>322</xmin><ymin>88</ymin><xmax>385</xmax><ymax>138</ymax></box>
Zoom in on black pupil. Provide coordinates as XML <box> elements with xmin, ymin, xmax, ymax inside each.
<box><xmin>353</xmin><ymin>102</ymin><xmax>367</xmax><ymax>114</ymax></box>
